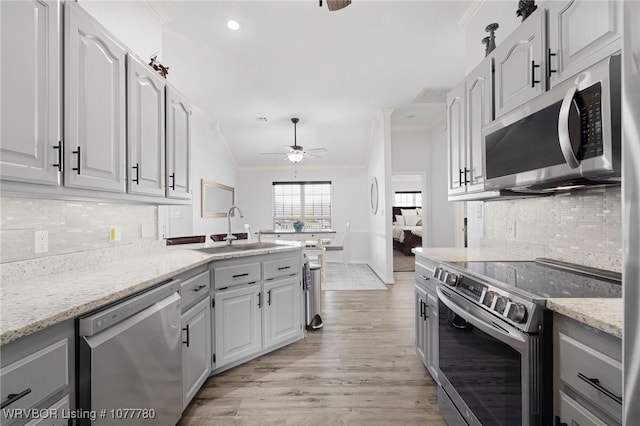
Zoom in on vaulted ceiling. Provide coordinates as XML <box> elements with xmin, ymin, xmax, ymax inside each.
<box><xmin>158</xmin><ymin>1</ymin><xmax>470</xmax><ymax>167</ymax></box>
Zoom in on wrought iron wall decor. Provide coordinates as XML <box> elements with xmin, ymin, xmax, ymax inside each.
<box><xmin>516</xmin><ymin>0</ymin><xmax>537</xmax><ymax>22</ymax></box>
<box><xmin>149</xmin><ymin>54</ymin><xmax>169</xmax><ymax>78</ymax></box>
<box><xmin>483</xmin><ymin>23</ymin><xmax>499</xmax><ymax>57</ymax></box>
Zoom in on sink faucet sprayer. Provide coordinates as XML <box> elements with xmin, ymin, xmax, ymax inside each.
<box><xmin>225</xmin><ymin>205</ymin><xmax>244</xmax><ymax>245</ymax></box>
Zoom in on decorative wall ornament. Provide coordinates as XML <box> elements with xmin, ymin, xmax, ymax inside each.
<box><xmin>516</xmin><ymin>0</ymin><xmax>538</xmax><ymax>22</ymax></box>
<box><xmin>483</xmin><ymin>23</ymin><xmax>499</xmax><ymax>57</ymax></box>
<box><xmin>149</xmin><ymin>54</ymin><xmax>169</xmax><ymax>78</ymax></box>
<box><xmin>370</xmin><ymin>177</ymin><xmax>379</xmax><ymax>215</ymax></box>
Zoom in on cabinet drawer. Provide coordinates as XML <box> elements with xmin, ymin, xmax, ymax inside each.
<box><xmin>25</xmin><ymin>395</ymin><xmax>70</xmax><ymax>426</ymax></box>
<box><xmin>1</xmin><ymin>339</ymin><xmax>68</xmax><ymax>422</ymax></box>
<box><xmin>559</xmin><ymin>332</ymin><xmax>622</xmax><ymax>422</ymax></box>
<box><xmin>214</xmin><ymin>262</ymin><xmax>261</xmax><ymax>289</ymax></box>
<box><xmin>263</xmin><ymin>257</ymin><xmax>300</xmax><ymax>280</ymax></box>
<box><xmin>557</xmin><ymin>390</ymin><xmax>608</xmax><ymax>426</ymax></box>
<box><xmin>181</xmin><ymin>270</ymin><xmax>210</xmax><ymax>311</ymax></box>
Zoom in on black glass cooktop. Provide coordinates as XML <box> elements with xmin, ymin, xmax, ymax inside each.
<box><xmin>448</xmin><ymin>259</ymin><xmax>622</xmax><ymax>299</ymax></box>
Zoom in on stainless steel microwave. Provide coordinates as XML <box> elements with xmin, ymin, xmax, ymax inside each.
<box><xmin>483</xmin><ymin>55</ymin><xmax>621</xmax><ymax>192</ymax></box>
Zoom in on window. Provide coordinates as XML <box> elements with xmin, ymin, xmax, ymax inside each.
<box><xmin>273</xmin><ymin>181</ymin><xmax>332</xmax><ymax>229</ymax></box>
<box><xmin>394</xmin><ymin>191</ymin><xmax>422</xmax><ymax>207</ymax></box>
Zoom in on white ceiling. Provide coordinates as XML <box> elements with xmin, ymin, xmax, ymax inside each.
<box><xmin>158</xmin><ymin>1</ymin><xmax>470</xmax><ymax>168</ymax></box>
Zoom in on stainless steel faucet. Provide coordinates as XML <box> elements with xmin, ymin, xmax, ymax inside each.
<box><xmin>225</xmin><ymin>205</ymin><xmax>244</xmax><ymax>245</ymax></box>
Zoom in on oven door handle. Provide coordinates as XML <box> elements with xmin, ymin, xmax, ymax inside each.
<box><xmin>437</xmin><ymin>287</ymin><xmax>527</xmax><ymax>351</ymax></box>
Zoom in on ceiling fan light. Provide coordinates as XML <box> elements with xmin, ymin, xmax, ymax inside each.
<box><xmin>287</xmin><ymin>152</ymin><xmax>304</xmax><ymax>163</ymax></box>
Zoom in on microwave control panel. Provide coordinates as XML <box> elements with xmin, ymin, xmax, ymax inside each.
<box><xmin>577</xmin><ymin>82</ymin><xmax>603</xmax><ymax>160</ymax></box>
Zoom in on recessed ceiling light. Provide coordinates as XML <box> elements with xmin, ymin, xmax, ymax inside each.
<box><xmin>257</xmin><ymin>117</ymin><xmax>268</xmax><ymax>122</ymax></box>
<box><xmin>227</xmin><ymin>20</ymin><xmax>240</xmax><ymax>30</ymax></box>
<box><xmin>406</xmin><ymin>114</ymin><xmax>417</xmax><ymax>119</ymax></box>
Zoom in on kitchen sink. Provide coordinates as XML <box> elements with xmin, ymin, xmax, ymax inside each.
<box><xmin>193</xmin><ymin>242</ymin><xmax>284</xmax><ymax>254</ymax></box>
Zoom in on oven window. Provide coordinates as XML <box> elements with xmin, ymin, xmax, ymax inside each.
<box><xmin>439</xmin><ymin>300</ymin><xmax>522</xmax><ymax>425</ymax></box>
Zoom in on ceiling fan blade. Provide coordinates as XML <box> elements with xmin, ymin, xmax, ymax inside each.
<box><xmin>326</xmin><ymin>0</ymin><xmax>351</xmax><ymax>11</ymax></box>
<box><xmin>304</xmin><ymin>147</ymin><xmax>328</xmax><ymax>153</ymax></box>
<box><xmin>261</xmin><ymin>152</ymin><xmax>287</xmax><ymax>155</ymax></box>
<box><xmin>303</xmin><ymin>152</ymin><xmax>322</xmax><ymax>159</ymax></box>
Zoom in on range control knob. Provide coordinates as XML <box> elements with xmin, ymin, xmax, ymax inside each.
<box><xmin>433</xmin><ymin>267</ymin><xmax>442</xmax><ymax>280</ymax></box>
<box><xmin>494</xmin><ymin>296</ymin><xmax>509</xmax><ymax>315</ymax></box>
<box><xmin>446</xmin><ymin>272</ymin><xmax>459</xmax><ymax>286</ymax></box>
<box><xmin>507</xmin><ymin>303</ymin><xmax>528</xmax><ymax>323</ymax></box>
<box><xmin>482</xmin><ymin>291</ymin><xmax>496</xmax><ymax>307</ymax></box>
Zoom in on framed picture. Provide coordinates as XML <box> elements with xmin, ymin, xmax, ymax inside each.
<box><xmin>201</xmin><ymin>179</ymin><xmax>234</xmax><ymax>218</ymax></box>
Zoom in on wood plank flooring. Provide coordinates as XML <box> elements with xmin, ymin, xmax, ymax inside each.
<box><xmin>178</xmin><ymin>272</ymin><xmax>445</xmax><ymax>425</ymax></box>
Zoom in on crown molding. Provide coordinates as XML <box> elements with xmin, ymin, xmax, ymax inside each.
<box><xmin>237</xmin><ymin>163</ymin><xmax>367</xmax><ymax>172</ymax></box>
<box><xmin>144</xmin><ymin>0</ymin><xmax>171</xmax><ymax>25</ymax></box>
<box><xmin>457</xmin><ymin>0</ymin><xmax>486</xmax><ymax>30</ymax></box>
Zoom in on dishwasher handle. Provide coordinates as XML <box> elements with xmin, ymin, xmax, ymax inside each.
<box><xmin>79</xmin><ymin>279</ymin><xmax>181</xmax><ymax>337</ymax></box>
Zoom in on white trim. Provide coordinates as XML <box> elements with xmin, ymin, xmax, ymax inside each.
<box><xmin>143</xmin><ymin>0</ymin><xmax>170</xmax><ymax>25</ymax></box>
<box><xmin>237</xmin><ymin>163</ymin><xmax>367</xmax><ymax>172</ymax></box>
<box><xmin>457</xmin><ymin>0</ymin><xmax>486</xmax><ymax>30</ymax></box>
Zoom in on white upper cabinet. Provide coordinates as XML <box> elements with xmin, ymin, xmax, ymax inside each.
<box><xmin>64</xmin><ymin>2</ymin><xmax>126</xmax><ymax>192</ymax></box>
<box><xmin>1</xmin><ymin>0</ymin><xmax>61</xmax><ymax>185</ymax></box>
<box><xmin>127</xmin><ymin>54</ymin><xmax>166</xmax><ymax>197</ymax></box>
<box><xmin>547</xmin><ymin>0</ymin><xmax>622</xmax><ymax>87</ymax></box>
<box><xmin>493</xmin><ymin>9</ymin><xmax>545</xmax><ymax>118</ymax></box>
<box><xmin>166</xmin><ymin>86</ymin><xmax>192</xmax><ymax>200</ymax></box>
<box><xmin>465</xmin><ymin>59</ymin><xmax>492</xmax><ymax>193</ymax></box>
<box><xmin>447</xmin><ymin>81</ymin><xmax>466</xmax><ymax>197</ymax></box>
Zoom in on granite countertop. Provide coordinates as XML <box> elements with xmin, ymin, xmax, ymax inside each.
<box><xmin>0</xmin><ymin>241</ymin><xmax>301</xmax><ymax>346</ymax></box>
<box><xmin>412</xmin><ymin>247</ymin><xmax>533</xmax><ymax>262</ymax></box>
<box><xmin>546</xmin><ymin>298</ymin><xmax>622</xmax><ymax>339</ymax></box>
<box><xmin>413</xmin><ymin>247</ymin><xmax>622</xmax><ymax>338</ymax></box>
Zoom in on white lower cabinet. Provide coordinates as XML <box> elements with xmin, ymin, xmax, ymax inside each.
<box><xmin>263</xmin><ymin>276</ymin><xmax>302</xmax><ymax>349</ymax></box>
<box><xmin>214</xmin><ymin>284</ymin><xmax>263</xmax><ymax>369</ymax></box>
<box><xmin>181</xmin><ymin>297</ymin><xmax>211</xmax><ymax>410</ymax></box>
<box><xmin>25</xmin><ymin>395</ymin><xmax>70</xmax><ymax>426</ymax></box>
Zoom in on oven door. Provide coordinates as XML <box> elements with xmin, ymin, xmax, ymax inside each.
<box><xmin>437</xmin><ymin>286</ymin><xmax>542</xmax><ymax>426</ymax></box>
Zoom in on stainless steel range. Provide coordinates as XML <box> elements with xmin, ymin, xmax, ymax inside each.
<box><xmin>432</xmin><ymin>258</ymin><xmax>621</xmax><ymax>426</ymax></box>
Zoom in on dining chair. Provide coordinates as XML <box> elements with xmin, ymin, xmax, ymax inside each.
<box><xmin>324</xmin><ymin>222</ymin><xmax>349</xmax><ymax>268</ymax></box>
<box><xmin>244</xmin><ymin>224</ymin><xmax>255</xmax><ymax>240</ymax></box>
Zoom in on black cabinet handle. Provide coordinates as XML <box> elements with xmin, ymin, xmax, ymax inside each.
<box><xmin>193</xmin><ymin>284</ymin><xmax>207</xmax><ymax>292</ymax></box>
<box><xmin>53</xmin><ymin>141</ymin><xmax>63</xmax><ymax>172</ymax></box>
<box><xmin>554</xmin><ymin>416</ymin><xmax>567</xmax><ymax>426</ymax></box>
<box><xmin>420</xmin><ymin>275</ymin><xmax>430</xmax><ymax>281</ymax></box>
<box><xmin>232</xmin><ymin>273</ymin><xmax>249</xmax><ymax>278</ymax></box>
<box><xmin>548</xmin><ymin>49</ymin><xmax>557</xmax><ymax>78</ymax></box>
<box><xmin>419</xmin><ymin>300</ymin><xmax>425</xmax><ymax>318</ymax></box>
<box><xmin>424</xmin><ymin>301</ymin><xmax>429</xmax><ymax>319</ymax></box>
<box><xmin>182</xmin><ymin>324</ymin><xmax>190</xmax><ymax>347</ymax></box>
<box><xmin>170</xmin><ymin>173</ymin><xmax>176</xmax><ymax>190</ymax></box>
<box><xmin>577</xmin><ymin>373</ymin><xmax>622</xmax><ymax>404</ymax></box>
<box><xmin>531</xmin><ymin>61</ymin><xmax>541</xmax><ymax>87</ymax></box>
<box><xmin>458</xmin><ymin>169</ymin><xmax>464</xmax><ymax>187</ymax></box>
<box><xmin>258</xmin><ymin>292</ymin><xmax>262</xmax><ymax>308</ymax></box>
<box><xmin>132</xmin><ymin>163</ymin><xmax>139</xmax><ymax>184</ymax></box>
<box><xmin>278</xmin><ymin>266</ymin><xmax>291</xmax><ymax>271</ymax></box>
<box><xmin>1</xmin><ymin>388</ymin><xmax>32</xmax><ymax>409</ymax></box>
<box><xmin>72</xmin><ymin>146</ymin><xmax>81</xmax><ymax>174</ymax></box>
<box><xmin>463</xmin><ymin>167</ymin><xmax>470</xmax><ymax>184</ymax></box>
<box><xmin>267</xmin><ymin>289</ymin><xmax>271</xmax><ymax>306</ymax></box>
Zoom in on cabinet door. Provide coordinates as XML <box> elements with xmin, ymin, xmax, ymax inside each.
<box><xmin>465</xmin><ymin>59</ymin><xmax>492</xmax><ymax>193</ymax></box>
<box><xmin>493</xmin><ymin>10</ymin><xmax>545</xmax><ymax>118</ymax></box>
<box><xmin>214</xmin><ymin>285</ymin><xmax>262</xmax><ymax>368</ymax></box>
<box><xmin>64</xmin><ymin>2</ymin><xmax>126</xmax><ymax>192</ymax></box>
<box><xmin>1</xmin><ymin>0</ymin><xmax>61</xmax><ymax>185</ymax></box>
<box><xmin>166</xmin><ymin>86</ymin><xmax>191</xmax><ymax>200</ymax></box>
<box><xmin>263</xmin><ymin>276</ymin><xmax>302</xmax><ymax>349</ymax></box>
<box><xmin>426</xmin><ymin>293</ymin><xmax>439</xmax><ymax>382</ymax></box>
<box><xmin>548</xmin><ymin>0</ymin><xmax>622</xmax><ymax>87</ymax></box>
<box><xmin>182</xmin><ymin>298</ymin><xmax>211</xmax><ymax>410</ymax></box>
<box><xmin>127</xmin><ymin>54</ymin><xmax>166</xmax><ymax>197</ymax></box>
<box><xmin>415</xmin><ymin>285</ymin><xmax>428</xmax><ymax>366</ymax></box>
<box><xmin>557</xmin><ymin>390</ymin><xmax>608</xmax><ymax>426</ymax></box>
<box><xmin>446</xmin><ymin>82</ymin><xmax>466</xmax><ymax>197</ymax></box>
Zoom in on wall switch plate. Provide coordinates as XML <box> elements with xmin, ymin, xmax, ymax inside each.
<box><xmin>110</xmin><ymin>226</ymin><xmax>122</xmax><ymax>242</ymax></box>
<box><xmin>506</xmin><ymin>220</ymin><xmax>516</xmax><ymax>238</ymax></box>
<box><xmin>34</xmin><ymin>230</ymin><xmax>48</xmax><ymax>253</ymax></box>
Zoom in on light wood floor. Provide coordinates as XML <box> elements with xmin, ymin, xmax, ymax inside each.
<box><xmin>178</xmin><ymin>272</ymin><xmax>445</xmax><ymax>425</ymax></box>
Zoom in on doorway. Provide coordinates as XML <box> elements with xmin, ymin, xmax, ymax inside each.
<box><xmin>391</xmin><ymin>174</ymin><xmax>424</xmax><ymax>272</ymax></box>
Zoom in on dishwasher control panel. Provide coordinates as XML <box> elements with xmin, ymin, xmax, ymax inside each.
<box><xmin>78</xmin><ymin>279</ymin><xmax>181</xmax><ymax>336</ymax></box>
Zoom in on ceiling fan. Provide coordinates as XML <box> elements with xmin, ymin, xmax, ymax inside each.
<box><xmin>319</xmin><ymin>0</ymin><xmax>351</xmax><ymax>11</ymax></box>
<box><xmin>261</xmin><ymin>118</ymin><xmax>328</xmax><ymax>163</ymax></box>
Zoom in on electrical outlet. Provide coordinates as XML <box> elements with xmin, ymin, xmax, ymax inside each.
<box><xmin>506</xmin><ymin>220</ymin><xmax>516</xmax><ymax>238</ymax></box>
<box><xmin>34</xmin><ymin>230</ymin><xmax>48</xmax><ymax>253</ymax></box>
<box><xmin>507</xmin><ymin>267</ymin><xmax>516</xmax><ymax>285</ymax></box>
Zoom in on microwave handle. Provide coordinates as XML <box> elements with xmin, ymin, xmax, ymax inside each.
<box><xmin>558</xmin><ymin>86</ymin><xmax>580</xmax><ymax>169</ymax></box>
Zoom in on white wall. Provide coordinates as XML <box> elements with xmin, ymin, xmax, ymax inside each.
<box><xmin>236</xmin><ymin>166</ymin><xmax>369</xmax><ymax>263</ymax></box>
<box><xmin>367</xmin><ymin>111</ymin><xmax>394</xmax><ymax>283</ymax></box>
<box><xmin>391</xmin><ymin>129</ymin><xmax>429</xmax><ymax>173</ymax></box>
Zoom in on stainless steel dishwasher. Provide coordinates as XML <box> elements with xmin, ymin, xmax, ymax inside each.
<box><xmin>77</xmin><ymin>279</ymin><xmax>182</xmax><ymax>425</ymax></box>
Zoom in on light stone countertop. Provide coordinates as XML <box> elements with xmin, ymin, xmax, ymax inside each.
<box><xmin>546</xmin><ymin>298</ymin><xmax>622</xmax><ymax>339</ymax></box>
<box><xmin>412</xmin><ymin>247</ymin><xmax>622</xmax><ymax>338</ymax></box>
<box><xmin>0</xmin><ymin>241</ymin><xmax>301</xmax><ymax>346</ymax></box>
<box><xmin>412</xmin><ymin>247</ymin><xmax>534</xmax><ymax>262</ymax></box>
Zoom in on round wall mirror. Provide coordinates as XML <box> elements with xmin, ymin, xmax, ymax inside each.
<box><xmin>370</xmin><ymin>177</ymin><xmax>379</xmax><ymax>215</ymax></box>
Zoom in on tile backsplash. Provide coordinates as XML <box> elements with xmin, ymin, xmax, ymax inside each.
<box><xmin>467</xmin><ymin>187</ymin><xmax>622</xmax><ymax>272</ymax></box>
<box><xmin>0</xmin><ymin>197</ymin><xmax>158</xmax><ymax>263</ymax></box>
